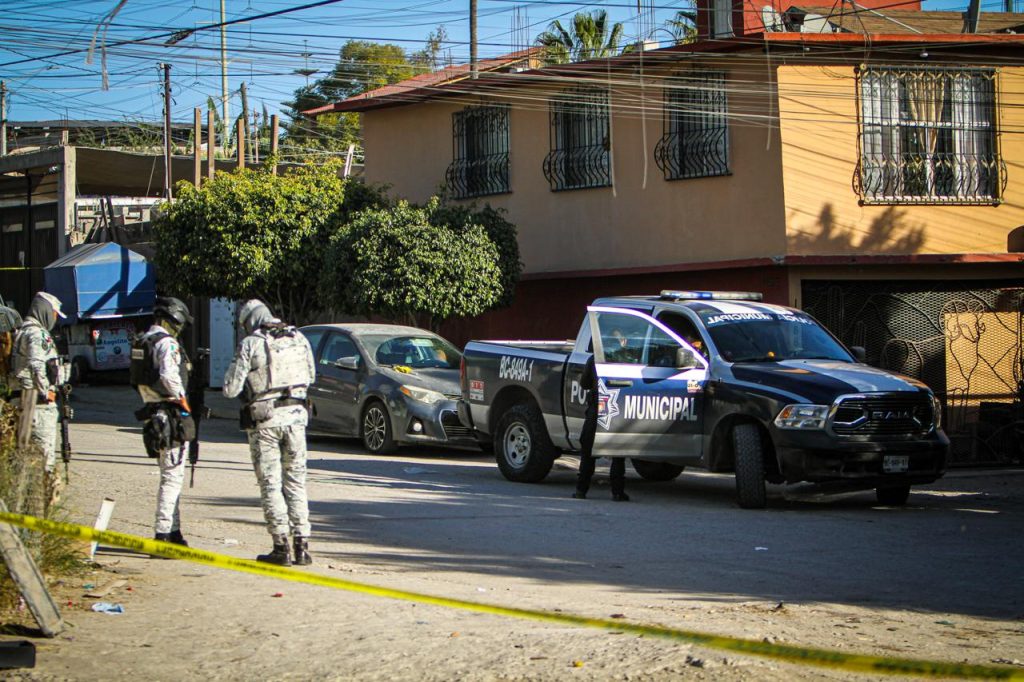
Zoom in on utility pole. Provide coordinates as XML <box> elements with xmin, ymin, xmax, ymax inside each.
<box><xmin>193</xmin><ymin>107</ymin><xmax>202</xmax><ymax>188</ymax></box>
<box><xmin>0</xmin><ymin>81</ymin><xmax>7</xmax><ymax>157</ymax></box>
<box><xmin>470</xmin><ymin>0</ymin><xmax>478</xmax><ymax>79</ymax></box>
<box><xmin>220</xmin><ymin>0</ymin><xmax>230</xmax><ymax>146</ymax></box>
<box><xmin>239</xmin><ymin>81</ymin><xmax>249</xmax><ymax>165</ymax></box>
<box><xmin>207</xmin><ymin>107</ymin><xmax>215</xmax><ymax>179</ymax></box>
<box><xmin>270</xmin><ymin>114</ymin><xmax>278</xmax><ymax>175</ymax></box>
<box><xmin>162</xmin><ymin>63</ymin><xmax>173</xmax><ymax>201</ymax></box>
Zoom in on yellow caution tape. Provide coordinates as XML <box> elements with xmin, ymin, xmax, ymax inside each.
<box><xmin>1</xmin><ymin>510</ymin><xmax>1020</xmax><ymax>680</ymax></box>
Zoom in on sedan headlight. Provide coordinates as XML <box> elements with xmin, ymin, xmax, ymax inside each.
<box><xmin>399</xmin><ymin>385</ymin><xmax>446</xmax><ymax>405</ymax></box>
<box><xmin>775</xmin><ymin>404</ymin><xmax>829</xmax><ymax>430</ymax></box>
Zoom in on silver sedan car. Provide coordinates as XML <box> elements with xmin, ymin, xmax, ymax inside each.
<box><xmin>299</xmin><ymin>323</ymin><xmax>477</xmax><ymax>454</ymax></box>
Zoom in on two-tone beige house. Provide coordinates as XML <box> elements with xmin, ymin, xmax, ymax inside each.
<box><xmin>309</xmin><ymin>11</ymin><xmax>1024</xmax><ymax>465</ymax></box>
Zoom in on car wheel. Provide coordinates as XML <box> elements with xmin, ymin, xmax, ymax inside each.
<box><xmin>494</xmin><ymin>403</ymin><xmax>555</xmax><ymax>483</ymax></box>
<box><xmin>630</xmin><ymin>459</ymin><xmax>684</xmax><ymax>481</ymax></box>
<box><xmin>361</xmin><ymin>400</ymin><xmax>397</xmax><ymax>454</ymax></box>
<box><xmin>733</xmin><ymin>423</ymin><xmax>767</xmax><ymax>509</ymax></box>
<box><xmin>875</xmin><ymin>485</ymin><xmax>911</xmax><ymax>506</ymax></box>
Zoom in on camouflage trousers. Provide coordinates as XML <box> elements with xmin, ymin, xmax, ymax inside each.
<box><xmin>155</xmin><ymin>444</ymin><xmax>186</xmax><ymax>535</ymax></box>
<box><xmin>26</xmin><ymin>402</ymin><xmax>59</xmax><ymax>472</ymax></box>
<box><xmin>248</xmin><ymin>423</ymin><xmax>310</xmax><ymax>538</ymax></box>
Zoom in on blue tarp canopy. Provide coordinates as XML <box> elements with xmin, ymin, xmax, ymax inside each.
<box><xmin>43</xmin><ymin>243</ymin><xmax>155</xmax><ymax>324</ymax></box>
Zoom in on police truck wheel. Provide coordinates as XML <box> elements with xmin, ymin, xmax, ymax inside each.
<box><xmin>630</xmin><ymin>459</ymin><xmax>684</xmax><ymax>481</ymax></box>
<box><xmin>494</xmin><ymin>403</ymin><xmax>555</xmax><ymax>483</ymax></box>
<box><xmin>733</xmin><ymin>423</ymin><xmax>767</xmax><ymax>509</ymax></box>
<box><xmin>875</xmin><ymin>485</ymin><xmax>911</xmax><ymax>506</ymax></box>
<box><xmin>361</xmin><ymin>401</ymin><xmax>397</xmax><ymax>454</ymax></box>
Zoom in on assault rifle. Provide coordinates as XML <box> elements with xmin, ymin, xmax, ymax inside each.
<box><xmin>57</xmin><ymin>382</ymin><xmax>73</xmax><ymax>481</ymax></box>
<box><xmin>188</xmin><ymin>348</ymin><xmax>211</xmax><ymax>488</ymax></box>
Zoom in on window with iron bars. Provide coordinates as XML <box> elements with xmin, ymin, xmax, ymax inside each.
<box><xmin>654</xmin><ymin>71</ymin><xmax>730</xmax><ymax>181</ymax></box>
<box><xmin>857</xmin><ymin>66</ymin><xmax>1003</xmax><ymax>205</ymax></box>
<box><xmin>445</xmin><ymin>105</ymin><xmax>510</xmax><ymax>199</ymax></box>
<box><xmin>542</xmin><ymin>88</ymin><xmax>611</xmax><ymax>191</ymax></box>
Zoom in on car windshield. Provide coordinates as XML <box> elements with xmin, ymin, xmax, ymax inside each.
<box><xmin>698</xmin><ymin>309</ymin><xmax>852</xmax><ymax>363</ymax></box>
<box><xmin>360</xmin><ymin>334</ymin><xmax>462</xmax><ymax>370</ymax></box>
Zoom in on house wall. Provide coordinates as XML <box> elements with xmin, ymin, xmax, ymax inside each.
<box><xmin>361</xmin><ymin>61</ymin><xmax>789</xmax><ymax>277</ymax></box>
<box><xmin>777</xmin><ymin>64</ymin><xmax>1024</xmax><ymax>257</ymax></box>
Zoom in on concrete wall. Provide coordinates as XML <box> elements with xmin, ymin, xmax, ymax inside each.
<box><xmin>361</xmin><ymin>61</ymin><xmax>788</xmax><ymax>277</ymax></box>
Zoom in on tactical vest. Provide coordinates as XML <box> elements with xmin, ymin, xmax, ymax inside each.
<box><xmin>130</xmin><ymin>330</ymin><xmax>190</xmax><ymax>394</ymax></box>
<box><xmin>246</xmin><ymin>325</ymin><xmax>312</xmax><ymax>397</ymax></box>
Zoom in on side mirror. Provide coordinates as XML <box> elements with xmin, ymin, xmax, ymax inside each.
<box><xmin>334</xmin><ymin>355</ymin><xmax>360</xmax><ymax>371</ymax></box>
<box><xmin>675</xmin><ymin>347</ymin><xmax>698</xmax><ymax>369</ymax></box>
<box><xmin>850</xmin><ymin>346</ymin><xmax>867</xmax><ymax>363</ymax></box>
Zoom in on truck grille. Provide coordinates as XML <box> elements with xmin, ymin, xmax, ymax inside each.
<box><xmin>831</xmin><ymin>394</ymin><xmax>933</xmax><ymax>436</ymax></box>
<box><xmin>441</xmin><ymin>411</ymin><xmax>474</xmax><ymax>441</ymax></box>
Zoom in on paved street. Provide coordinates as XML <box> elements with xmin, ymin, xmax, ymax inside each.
<box><xmin>22</xmin><ymin>384</ymin><xmax>1024</xmax><ymax>680</ymax></box>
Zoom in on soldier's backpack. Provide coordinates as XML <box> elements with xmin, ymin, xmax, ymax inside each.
<box><xmin>248</xmin><ymin>324</ymin><xmax>313</xmax><ymax>395</ymax></box>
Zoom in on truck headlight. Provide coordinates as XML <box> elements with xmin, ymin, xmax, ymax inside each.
<box><xmin>775</xmin><ymin>404</ymin><xmax>829</xmax><ymax>430</ymax></box>
<box><xmin>931</xmin><ymin>394</ymin><xmax>942</xmax><ymax>430</ymax></box>
<box><xmin>400</xmin><ymin>385</ymin><xmax>446</xmax><ymax>405</ymax></box>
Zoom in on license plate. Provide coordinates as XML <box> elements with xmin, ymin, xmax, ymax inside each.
<box><xmin>883</xmin><ymin>455</ymin><xmax>909</xmax><ymax>473</ymax></box>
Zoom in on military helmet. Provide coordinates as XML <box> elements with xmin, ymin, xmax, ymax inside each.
<box><xmin>237</xmin><ymin>299</ymin><xmax>272</xmax><ymax>334</ymax></box>
<box><xmin>153</xmin><ymin>296</ymin><xmax>193</xmax><ymax>326</ymax></box>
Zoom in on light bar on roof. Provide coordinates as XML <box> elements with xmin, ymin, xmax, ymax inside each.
<box><xmin>659</xmin><ymin>290</ymin><xmax>764</xmax><ymax>302</ymax></box>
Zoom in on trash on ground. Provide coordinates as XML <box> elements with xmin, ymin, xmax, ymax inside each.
<box><xmin>91</xmin><ymin>602</ymin><xmax>124</xmax><ymax>614</ymax></box>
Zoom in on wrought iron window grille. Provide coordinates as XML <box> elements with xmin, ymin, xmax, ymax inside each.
<box><xmin>445</xmin><ymin>104</ymin><xmax>510</xmax><ymax>199</ymax></box>
<box><xmin>655</xmin><ymin>70</ymin><xmax>731</xmax><ymax>181</ymax></box>
<box><xmin>542</xmin><ymin>87</ymin><xmax>612</xmax><ymax>191</ymax></box>
<box><xmin>855</xmin><ymin>65</ymin><xmax>1006</xmax><ymax>206</ymax></box>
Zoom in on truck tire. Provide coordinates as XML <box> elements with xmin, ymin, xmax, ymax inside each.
<box><xmin>494</xmin><ymin>403</ymin><xmax>555</xmax><ymax>483</ymax></box>
<box><xmin>361</xmin><ymin>400</ymin><xmax>397</xmax><ymax>455</ymax></box>
<box><xmin>630</xmin><ymin>459</ymin><xmax>684</xmax><ymax>481</ymax></box>
<box><xmin>875</xmin><ymin>485</ymin><xmax>910</xmax><ymax>506</ymax></box>
<box><xmin>733</xmin><ymin>423</ymin><xmax>767</xmax><ymax>509</ymax></box>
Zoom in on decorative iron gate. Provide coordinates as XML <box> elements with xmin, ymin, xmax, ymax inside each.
<box><xmin>802</xmin><ymin>280</ymin><xmax>1024</xmax><ymax>465</ymax></box>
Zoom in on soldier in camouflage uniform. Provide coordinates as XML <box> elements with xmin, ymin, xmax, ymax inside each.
<box><xmin>223</xmin><ymin>300</ymin><xmax>316</xmax><ymax>566</ymax></box>
<box><xmin>12</xmin><ymin>292</ymin><xmax>67</xmax><ymax>502</ymax></box>
<box><xmin>132</xmin><ymin>297</ymin><xmax>193</xmax><ymax>546</ymax></box>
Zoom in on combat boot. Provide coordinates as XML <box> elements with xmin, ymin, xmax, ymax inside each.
<box><xmin>293</xmin><ymin>537</ymin><xmax>312</xmax><ymax>566</ymax></box>
<box><xmin>167</xmin><ymin>530</ymin><xmax>189</xmax><ymax>547</ymax></box>
<box><xmin>257</xmin><ymin>534</ymin><xmax>291</xmax><ymax>566</ymax></box>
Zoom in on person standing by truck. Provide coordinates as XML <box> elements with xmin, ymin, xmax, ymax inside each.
<box><xmin>572</xmin><ymin>355</ymin><xmax>629</xmax><ymax>502</ymax></box>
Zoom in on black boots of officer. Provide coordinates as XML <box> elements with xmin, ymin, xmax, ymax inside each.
<box><xmin>293</xmin><ymin>536</ymin><xmax>312</xmax><ymax>566</ymax></box>
<box><xmin>155</xmin><ymin>530</ymin><xmax>189</xmax><ymax>546</ymax></box>
<box><xmin>257</xmin><ymin>534</ymin><xmax>292</xmax><ymax>566</ymax></box>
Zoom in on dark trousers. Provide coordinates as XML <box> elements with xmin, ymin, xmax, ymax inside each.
<box><xmin>576</xmin><ymin>394</ymin><xmax>625</xmax><ymax>496</ymax></box>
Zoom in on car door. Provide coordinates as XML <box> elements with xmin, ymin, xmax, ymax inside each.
<box><xmin>587</xmin><ymin>306</ymin><xmax>707</xmax><ymax>462</ymax></box>
<box><xmin>312</xmin><ymin>331</ymin><xmax>363</xmax><ymax>434</ymax></box>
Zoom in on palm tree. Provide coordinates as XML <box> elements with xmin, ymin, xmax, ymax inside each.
<box><xmin>666</xmin><ymin>10</ymin><xmax>698</xmax><ymax>44</ymax></box>
<box><xmin>535</xmin><ymin>10</ymin><xmax>625</xmax><ymax>64</ymax></box>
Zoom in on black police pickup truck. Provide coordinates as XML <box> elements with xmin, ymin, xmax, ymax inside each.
<box><xmin>458</xmin><ymin>291</ymin><xmax>948</xmax><ymax>508</ymax></box>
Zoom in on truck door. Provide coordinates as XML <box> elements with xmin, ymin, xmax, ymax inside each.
<box><xmin>586</xmin><ymin>306</ymin><xmax>707</xmax><ymax>461</ymax></box>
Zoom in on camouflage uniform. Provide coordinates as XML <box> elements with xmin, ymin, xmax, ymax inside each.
<box><xmin>136</xmin><ymin>324</ymin><xmax>190</xmax><ymax>537</ymax></box>
<box><xmin>12</xmin><ymin>293</ymin><xmax>66</xmax><ymax>506</ymax></box>
<box><xmin>223</xmin><ymin>300</ymin><xmax>315</xmax><ymax>565</ymax></box>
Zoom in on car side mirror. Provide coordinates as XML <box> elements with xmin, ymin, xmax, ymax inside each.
<box><xmin>334</xmin><ymin>355</ymin><xmax>359</xmax><ymax>371</ymax></box>
<box><xmin>675</xmin><ymin>347</ymin><xmax>698</xmax><ymax>369</ymax></box>
<box><xmin>850</xmin><ymin>346</ymin><xmax>867</xmax><ymax>363</ymax></box>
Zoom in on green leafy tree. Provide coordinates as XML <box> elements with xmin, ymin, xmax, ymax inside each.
<box><xmin>427</xmin><ymin>202</ymin><xmax>522</xmax><ymax>308</ymax></box>
<box><xmin>411</xmin><ymin>25</ymin><xmax>450</xmax><ymax>71</ymax></box>
<box><xmin>281</xmin><ymin>40</ymin><xmax>422</xmax><ymax>158</ymax></box>
<box><xmin>323</xmin><ymin>199</ymin><xmax>503</xmax><ymax>329</ymax></box>
<box><xmin>153</xmin><ymin>161</ymin><xmax>387</xmax><ymax>325</ymax></box>
<box><xmin>535</xmin><ymin>10</ymin><xmax>625</xmax><ymax>65</ymax></box>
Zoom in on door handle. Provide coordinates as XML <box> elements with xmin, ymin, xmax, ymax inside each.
<box><xmin>606</xmin><ymin>379</ymin><xmax>633</xmax><ymax>387</ymax></box>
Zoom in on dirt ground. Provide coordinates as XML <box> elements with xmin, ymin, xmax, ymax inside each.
<box><xmin>1</xmin><ymin>385</ymin><xmax>1022</xmax><ymax>681</ymax></box>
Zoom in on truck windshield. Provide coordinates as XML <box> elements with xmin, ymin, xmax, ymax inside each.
<box><xmin>698</xmin><ymin>310</ymin><xmax>852</xmax><ymax>363</ymax></box>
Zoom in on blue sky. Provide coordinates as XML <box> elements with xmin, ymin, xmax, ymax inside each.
<box><xmin>0</xmin><ymin>0</ymin><xmax>993</xmax><ymax>126</ymax></box>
